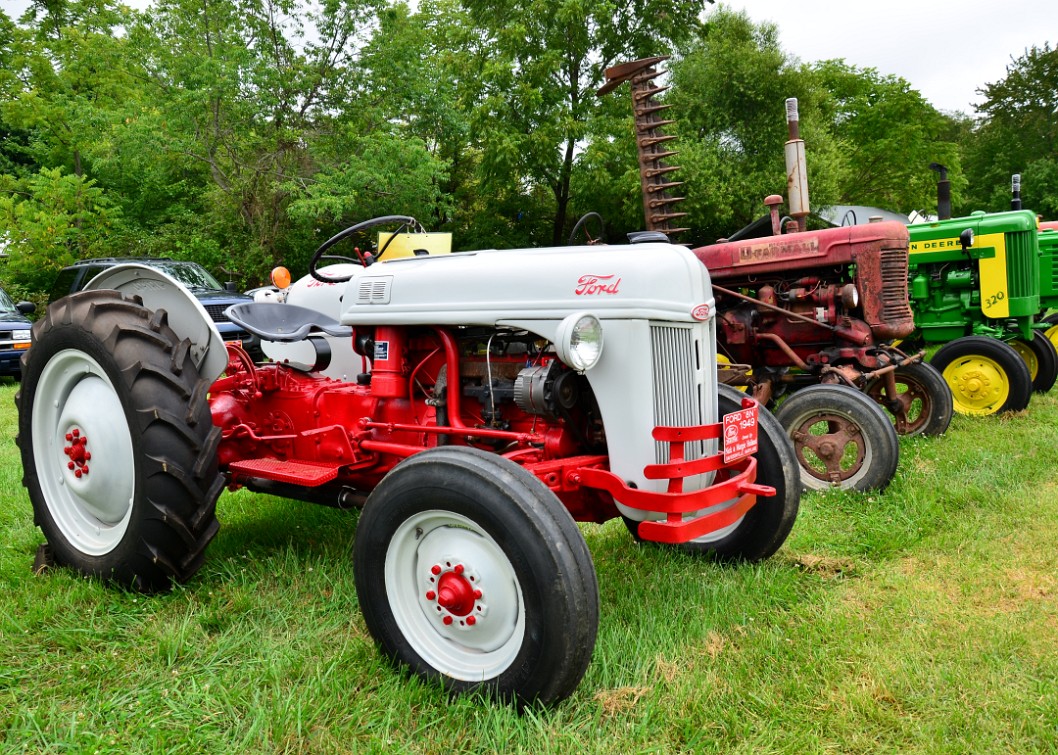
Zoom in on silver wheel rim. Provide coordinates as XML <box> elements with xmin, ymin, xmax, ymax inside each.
<box><xmin>384</xmin><ymin>510</ymin><xmax>524</xmax><ymax>682</ymax></box>
<box><xmin>31</xmin><ymin>349</ymin><xmax>136</xmax><ymax>555</ymax></box>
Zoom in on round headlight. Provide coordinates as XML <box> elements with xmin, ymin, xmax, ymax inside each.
<box><xmin>554</xmin><ymin>313</ymin><xmax>604</xmax><ymax>372</ymax></box>
<box><xmin>840</xmin><ymin>283</ymin><xmax>859</xmax><ymax>310</ymax></box>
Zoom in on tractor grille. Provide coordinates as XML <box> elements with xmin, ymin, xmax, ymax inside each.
<box><xmin>1042</xmin><ymin>235</ymin><xmax>1058</xmax><ymax>299</ymax></box>
<box><xmin>650</xmin><ymin>323</ymin><xmax>705</xmax><ymax>464</ymax></box>
<box><xmin>1006</xmin><ymin>230</ymin><xmax>1039</xmax><ymax>300</ymax></box>
<box><xmin>878</xmin><ymin>247</ymin><xmax>913</xmax><ymax>325</ymax></box>
<box><xmin>202</xmin><ymin>304</ymin><xmax>231</xmax><ymax>323</ymax></box>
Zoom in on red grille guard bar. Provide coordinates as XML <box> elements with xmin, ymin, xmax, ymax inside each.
<box><xmin>577</xmin><ymin>399</ymin><xmax>775</xmax><ymax>544</ymax></box>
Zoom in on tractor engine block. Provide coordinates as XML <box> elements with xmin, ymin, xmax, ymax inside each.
<box><xmin>696</xmin><ymin>221</ymin><xmax>915</xmax><ymax>373</ymax></box>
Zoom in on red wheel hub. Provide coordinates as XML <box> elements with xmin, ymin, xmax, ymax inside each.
<box><xmin>63</xmin><ymin>427</ymin><xmax>91</xmax><ymax>478</ymax></box>
<box><xmin>436</xmin><ymin>571</ymin><xmax>475</xmax><ymax>616</ymax></box>
<box><xmin>425</xmin><ymin>562</ymin><xmax>484</xmax><ymax>627</ymax></box>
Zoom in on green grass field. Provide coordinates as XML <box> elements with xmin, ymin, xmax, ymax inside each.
<box><xmin>2</xmin><ymin>380</ymin><xmax>1057</xmax><ymax>754</ymax></box>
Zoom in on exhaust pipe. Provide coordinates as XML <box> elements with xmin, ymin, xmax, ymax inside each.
<box><xmin>930</xmin><ymin>163</ymin><xmax>951</xmax><ymax>220</ymax></box>
<box><xmin>1011</xmin><ymin>173</ymin><xmax>1022</xmax><ymax>211</ymax></box>
<box><xmin>784</xmin><ymin>98</ymin><xmax>810</xmax><ymax>232</ymax></box>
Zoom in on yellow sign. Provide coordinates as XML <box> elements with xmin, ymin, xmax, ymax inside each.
<box><xmin>975</xmin><ymin>232</ymin><xmax>1008</xmax><ymax>318</ymax></box>
<box><xmin>377</xmin><ymin>232</ymin><xmax>452</xmax><ymax>259</ymax></box>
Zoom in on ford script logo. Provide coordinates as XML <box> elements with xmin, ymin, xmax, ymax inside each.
<box><xmin>575</xmin><ymin>274</ymin><xmax>621</xmax><ymax>295</ymax></box>
<box><xmin>691</xmin><ymin>303</ymin><xmax>711</xmax><ymax>320</ymax></box>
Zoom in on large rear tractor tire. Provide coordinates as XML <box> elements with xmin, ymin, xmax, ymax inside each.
<box><xmin>864</xmin><ymin>361</ymin><xmax>953</xmax><ymax>437</ymax></box>
<box><xmin>1009</xmin><ymin>331</ymin><xmax>1058</xmax><ymax>393</ymax></box>
<box><xmin>353</xmin><ymin>446</ymin><xmax>599</xmax><ymax>707</ymax></box>
<box><xmin>774</xmin><ymin>384</ymin><xmax>900</xmax><ymax>492</ymax></box>
<box><xmin>16</xmin><ymin>291</ymin><xmax>223</xmax><ymax>592</ymax></box>
<box><xmin>930</xmin><ymin>336</ymin><xmax>1032</xmax><ymax>415</ymax></box>
<box><xmin>1042</xmin><ymin>312</ymin><xmax>1058</xmax><ymax>353</ymax></box>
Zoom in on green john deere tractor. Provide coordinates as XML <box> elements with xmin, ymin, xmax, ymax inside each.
<box><xmin>907</xmin><ymin>168</ymin><xmax>1056</xmax><ymax>416</ymax></box>
<box><xmin>1036</xmin><ymin>222</ymin><xmax>1058</xmax><ymax>347</ymax></box>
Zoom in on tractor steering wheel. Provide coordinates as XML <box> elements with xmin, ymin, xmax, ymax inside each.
<box><xmin>309</xmin><ymin>215</ymin><xmax>424</xmax><ymax>284</ymax></box>
<box><xmin>568</xmin><ymin>212</ymin><xmax>607</xmax><ymax>246</ymax></box>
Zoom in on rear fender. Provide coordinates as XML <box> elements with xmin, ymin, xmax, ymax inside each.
<box><xmin>83</xmin><ymin>264</ymin><xmax>227</xmax><ymax>382</ymax></box>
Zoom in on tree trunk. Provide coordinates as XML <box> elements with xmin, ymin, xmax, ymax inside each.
<box><xmin>551</xmin><ymin>137</ymin><xmax>576</xmax><ymax>245</ymax></box>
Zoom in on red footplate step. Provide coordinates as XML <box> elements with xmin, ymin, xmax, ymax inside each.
<box><xmin>228</xmin><ymin>459</ymin><xmax>341</xmax><ymax>486</ymax></box>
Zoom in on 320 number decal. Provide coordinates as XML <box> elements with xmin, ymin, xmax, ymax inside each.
<box><xmin>983</xmin><ymin>290</ymin><xmax>1005</xmax><ymax>310</ymax></box>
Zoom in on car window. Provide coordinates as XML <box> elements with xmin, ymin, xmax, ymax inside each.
<box><xmin>155</xmin><ymin>262</ymin><xmax>223</xmax><ymax>291</ymax></box>
<box><xmin>49</xmin><ymin>268</ymin><xmax>79</xmax><ymax>302</ymax></box>
<box><xmin>0</xmin><ymin>287</ymin><xmax>16</xmax><ymax>313</ymax></box>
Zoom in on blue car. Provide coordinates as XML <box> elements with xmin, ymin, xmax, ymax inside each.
<box><xmin>0</xmin><ymin>287</ymin><xmax>34</xmax><ymax>378</ymax></box>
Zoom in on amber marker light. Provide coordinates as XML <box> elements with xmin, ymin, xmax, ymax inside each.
<box><xmin>270</xmin><ymin>266</ymin><xmax>292</xmax><ymax>289</ymax></box>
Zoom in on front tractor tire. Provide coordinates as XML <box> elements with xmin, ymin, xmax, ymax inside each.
<box><xmin>774</xmin><ymin>384</ymin><xmax>900</xmax><ymax>492</ymax></box>
<box><xmin>863</xmin><ymin>361</ymin><xmax>953</xmax><ymax>437</ymax></box>
<box><xmin>16</xmin><ymin>291</ymin><xmax>223</xmax><ymax>592</ymax></box>
<box><xmin>353</xmin><ymin>447</ymin><xmax>599</xmax><ymax>707</ymax></box>
<box><xmin>929</xmin><ymin>336</ymin><xmax>1033</xmax><ymax>415</ymax></box>
<box><xmin>681</xmin><ymin>385</ymin><xmax>800</xmax><ymax>561</ymax></box>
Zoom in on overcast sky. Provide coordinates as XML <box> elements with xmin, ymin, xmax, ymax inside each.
<box><xmin>721</xmin><ymin>0</ymin><xmax>1057</xmax><ymax>114</ymax></box>
<box><xmin>4</xmin><ymin>0</ymin><xmax>1055</xmax><ymax>114</ymax></box>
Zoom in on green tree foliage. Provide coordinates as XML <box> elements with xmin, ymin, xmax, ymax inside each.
<box><xmin>459</xmin><ymin>0</ymin><xmax>706</xmax><ymax>247</ymax></box>
<box><xmin>121</xmin><ymin>0</ymin><xmax>401</xmax><ymax>276</ymax></box>
<box><xmin>665</xmin><ymin>10</ymin><xmax>964</xmax><ymax>242</ymax></box>
<box><xmin>960</xmin><ymin>43</ymin><xmax>1058</xmax><ymax>218</ymax></box>
<box><xmin>0</xmin><ymin>1</ymin><xmax>132</xmax><ymax>288</ymax></box>
<box><xmin>0</xmin><ymin>0</ymin><xmax>1046</xmax><ymax>298</ymax></box>
<box><xmin>668</xmin><ymin>9</ymin><xmax>843</xmax><ymax>243</ymax></box>
<box><xmin>0</xmin><ymin>167</ymin><xmax>119</xmax><ymax>290</ymax></box>
<box><xmin>812</xmin><ymin>60</ymin><xmax>963</xmax><ymax>216</ymax></box>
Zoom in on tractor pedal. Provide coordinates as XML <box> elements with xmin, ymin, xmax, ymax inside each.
<box><xmin>228</xmin><ymin>458</ymin><xmax>341</xmax><ymax>486</ymax></box>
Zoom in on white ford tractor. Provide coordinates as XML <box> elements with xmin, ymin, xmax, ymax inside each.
<box><xmin>17</xmin><ymin>216</ymin><xmax>799</xmax><ymax>705</ymax></box>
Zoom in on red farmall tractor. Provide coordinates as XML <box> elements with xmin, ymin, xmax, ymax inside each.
<box><xmin>17</xmin><ymin>218</ymin><xmax>799</xmax><ymax>706</ymax></box>
<box><xmin>601</xmin><ymin>58</ymin><xmax>953</xmax><ymax>493</ymax></box>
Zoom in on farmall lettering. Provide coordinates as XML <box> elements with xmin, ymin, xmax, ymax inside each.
<box><xmin>737</xmin><ymin>237</ymin><xmax>820</xmax><ymax>265</ymax></box>
<box><xmin>575</xmin><ymin>274</ymin><xmax>622</xmax><ymax>295</ymax></box>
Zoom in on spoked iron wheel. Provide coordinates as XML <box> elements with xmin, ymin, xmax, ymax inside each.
<box><xmin>774</xmin><ymin>384</ymin><xmax>900</xmax><ymax>492</ymax></box>
<box><xmin>864</xmin><ymin>361</ymin><xmax>953</xmax><ymax>437</ymax></box>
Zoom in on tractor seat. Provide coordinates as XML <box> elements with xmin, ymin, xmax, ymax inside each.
<box><xmin>225</xmin><ymin>302</ymin><xmax>353</xmax><ymax>343</ymax></box>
